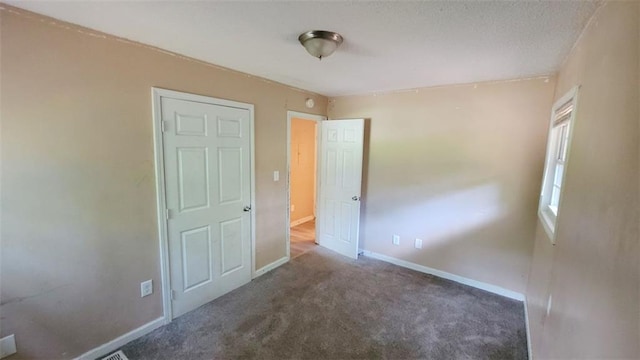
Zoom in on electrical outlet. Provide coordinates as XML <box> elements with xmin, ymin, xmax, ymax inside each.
<box><xmin>291</xmin><ymin>204</ymin><xmax>295</xmax><ymax>212</ymax></box>
<box><xmin>141</xmin><ymin>280</ymin><xmax>153</xmax><ymax>297</ymax></box>
<box><xmin>414</xmin><ymin>238</ymin><xmax>423</xmax><ymax>249</ymax></box>
<box><xmin>392</xmin><ymin>234</ymin><xmax>400</xmax><ymax>245</ymax></box>
<box><xmin>0</xmin><ymin>334</ymin><xmax>16</xmax><ymax>358</ymax></box>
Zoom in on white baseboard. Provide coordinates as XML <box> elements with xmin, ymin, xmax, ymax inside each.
<box><xmin>253</xmin><ymin>256</ymin><xmax>289</xmax><ymax>278</ymax></box>
<box><xmin>290</xmin><ymin>215</ymin><xmax>314</xmax><ymax>228</ymax></box>
<box><xmin>524</xmin><ymin>298</ymin><xmax>533</xmax><ymax>359</ymax></box>
<box><xmin>360</xmin><ymin>249</ymin><xmax>525</xmax><ymax>301</ymax></box>
<box><xmin>74</xmin><ymin>316</ymin><xmax>164</xmax><ymax>360</ymax></box>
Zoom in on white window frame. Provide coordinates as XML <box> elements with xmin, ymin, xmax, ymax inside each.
<box><xmin>538</xmin><ymin>86</ymin><xmax>579</xmax><ymax>243</ymax></box>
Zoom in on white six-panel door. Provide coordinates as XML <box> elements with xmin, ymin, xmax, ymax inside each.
<box><xmin>161</xmin><ymin>97</ymin><xmax>252</xmax><ymax>318</ymax></box>
<box><xmin>317</xmin><ymin>119</ymin><xmax>364</xmax><ymax>259</ymax></box>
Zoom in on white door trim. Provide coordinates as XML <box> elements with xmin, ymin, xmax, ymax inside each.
<box><xmin>151</xmin><ymin>87</ymin><xmax>256</xmax><ymax>323</ymax></box>
<box><xmin>286</xmin><ymin>111</ymin><xmax>326</xmax><ymax>260</ymax></box>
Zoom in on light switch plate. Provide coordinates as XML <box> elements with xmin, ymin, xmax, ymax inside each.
<box><xmin>415</xmin><ymin>238</ymin><xmax>423</xmax><ymax>249</ymax></box>
<box><xmin>392</xmin><ymin>235</ymin><xmax>400</xmax><ymax>245</ymax></box>
<box><xmin>273</xmin><ymin>171</ymin><xmax>279</xmax><ymax>181</ymax></box>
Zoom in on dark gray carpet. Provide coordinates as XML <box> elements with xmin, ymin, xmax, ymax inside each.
<box><xmin>119</xmin><ymin>247</ymin><xmax>528</xmax><ymax>360</ymax></box>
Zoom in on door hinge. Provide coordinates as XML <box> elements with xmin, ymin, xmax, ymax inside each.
<box><xmin>165</xmin><ymin>208</ymin><xmax>172</xmax><ymax>220</ymax></box>
<box><xmin>161</xmin><ymin>120</ymin><xmax>170</xmax><ymax>133</ymax></box>
<box><xmin>171</xmin><ymin>290</ymin><xmax>177</xmax><ymax>301</ymax></box>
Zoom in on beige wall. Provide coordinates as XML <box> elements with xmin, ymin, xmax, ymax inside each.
<box><xmin>525</xmin><ymin>2</ymin><xmax>639</xmax><ymax>358</ymax></box>
<box><xmin>290</xmin><ymin>118</ymin><xmax>317</xmax><ymax>224</ymax></box>
<box><xmin>328</xmin><ymin>78</ymin><xmax>556</xmax><ymax>294</ymax></box>
<box><xmin>0</xmin><ymin>6</ymin><xmax>326</xmax><ymax>359</ymax></box>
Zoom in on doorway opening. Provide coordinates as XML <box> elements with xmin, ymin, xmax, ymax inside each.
<box><xmin>287</xmin><ymin>112</ymin><xmax>324</xmax><ymax>260</ymax></box>
<box><xmin>287</xmin><ymin>111</ymin><xmax>365</xmax><ymax>261</ymax></box>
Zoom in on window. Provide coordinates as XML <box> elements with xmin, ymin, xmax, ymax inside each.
<box><xmin>539</xmin><ymin>87</ymin><xmax>578</xmax><ymax>242</ymax></box>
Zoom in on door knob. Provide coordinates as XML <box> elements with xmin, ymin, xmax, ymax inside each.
<box><xmin>243</xmin><ymin>206</ymin><xmax>252</xmax><ymax>212</ymax></box>
<box><xmin>352</xmin><ymin>196</ymin><xmax>360</xmax><ymax>201</ymax></box>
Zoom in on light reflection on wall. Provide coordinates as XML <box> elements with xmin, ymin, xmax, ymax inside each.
<box><xmin>368</xmin><ymin>183</ymin><xmax>505</xmax><ymax>249</ymax></box>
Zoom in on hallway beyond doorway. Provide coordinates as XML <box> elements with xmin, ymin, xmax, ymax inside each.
<box><xmin>290</xmin><ymin>220</ymin><xmax>316</xmax><ymax>259</ymax></box>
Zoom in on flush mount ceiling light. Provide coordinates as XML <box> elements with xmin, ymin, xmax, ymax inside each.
<box><xmin>298</xmin><ymin>30</ymin><xmax>343</xmax><ymax>60</ymax></box>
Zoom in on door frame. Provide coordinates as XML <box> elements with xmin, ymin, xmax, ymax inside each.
<box><xmin>151</xmin><ymin>87</ymin><xmax>256</xmax><ymax>323</ymax></box>
<box><xmin>286</xmin><ymin>111</ymin><xmax>326</xmax><ymax>260</ymax></box>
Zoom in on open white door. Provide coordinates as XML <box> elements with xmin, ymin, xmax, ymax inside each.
<box><xmin>317</xmin><ymin>119</ymin><xmax>364</xmax><ymax>259</ymax></box>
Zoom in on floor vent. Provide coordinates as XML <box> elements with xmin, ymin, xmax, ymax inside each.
<box><xmin>102</xmin><ymin>350</ymin><xmax>129</xmax><ymax>360</ymax></box>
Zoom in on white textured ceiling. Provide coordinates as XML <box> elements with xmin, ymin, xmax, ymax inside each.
<box><xmin>7</xmin><ymin>1</ymin><xmax>600</xmax><ymax>96</ymax></box>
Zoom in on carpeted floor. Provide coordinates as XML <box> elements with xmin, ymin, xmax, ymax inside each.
<box><xmin>119</xmin><ymin>247</ymin><xmax>528</xmax><ymax>360</ymax></box>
